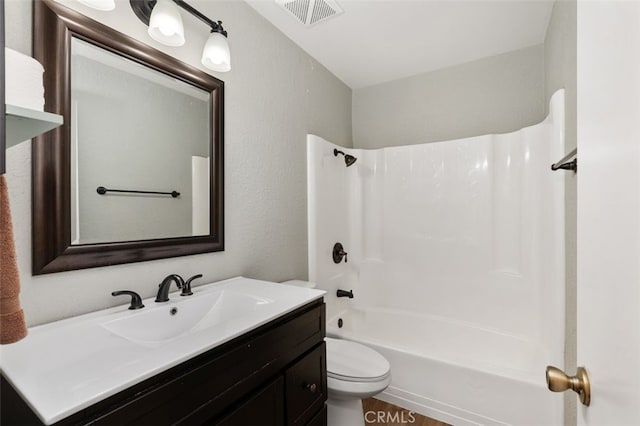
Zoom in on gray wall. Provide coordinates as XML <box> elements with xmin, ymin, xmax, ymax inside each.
<box><xmin>4</xmin><ymin>0</ymin><xmax>352</xmax><ymax>326</ymax></box>
<box><xmin>544</xmin><ymin>1</ymin><xmax>577</xmax><ymax>425</ymax></box>
<box><xmin>352</xmin><ymin>44</ymin><xmax>546</xmax><ymax>149</ymax></box>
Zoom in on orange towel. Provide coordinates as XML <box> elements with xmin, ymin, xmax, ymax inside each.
<box><xmin>0</xmin><ymin>175</ymin><xmax>27</xmax><ymax>344</ymax></box>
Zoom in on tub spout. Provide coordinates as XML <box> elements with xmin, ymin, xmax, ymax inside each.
<box><xmin>336</xmin><ymin>289</ymin><xmax>353</xmax><ymax>298</ymax></box>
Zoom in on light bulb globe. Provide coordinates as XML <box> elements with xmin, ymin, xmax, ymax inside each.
<box><xmin>201</xmin><ymin>32</ymin><xmax>231</xmax><ymax>72</ymax></box>
<box><xmin>148</xmin><ymin>0</ymin><xmax>185</xmax><ymax>47</ymax></box>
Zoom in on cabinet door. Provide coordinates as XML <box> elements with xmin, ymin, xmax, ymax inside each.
<box><xmin>212</xmin><ymin>377</ymin><xmax>284</xmax><ymax>426</ymax></box>
<box><xmin>285</xmin><ymin>343</ymin><xmax>327</xmax><ymax>425</ymax></box>
<box><xmin>305</xmin><ymin>405</ymin><xmax>327</xmax><ymax>426</ymax></box>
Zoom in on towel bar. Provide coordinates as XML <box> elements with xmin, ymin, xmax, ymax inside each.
<box><xmin>551</xmin><ymin>148</ymin><xmax>577</xmax><ymax>172</ymax></box>
<box><xmin>96</xmin><ymin>186</ymin><xmax>180</xmax><ymax>198</ymax></box>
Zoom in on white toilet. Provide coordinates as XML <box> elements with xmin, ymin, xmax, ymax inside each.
<box><xmin>325</xmin><ymin>337</ymin><xmax>391</xmax><ymax>426</ymax></box>
<box><xmin>280</xmin><ymin>280</ymin><xmax>391</xmax><ymax>426</ymax></box>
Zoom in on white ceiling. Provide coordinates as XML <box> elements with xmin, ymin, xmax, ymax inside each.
<box><xmin>246</xmin><ymin>0</ymin><xmax>555</xmax><ymax>89</ymax></box>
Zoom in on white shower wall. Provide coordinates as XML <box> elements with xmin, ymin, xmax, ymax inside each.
<box><xmin>308</xmin><ymin>90</ymin><xmax>566</xmax><ymax>419</ymax></box>
<box><xmin>359</xmin><ymin>122</ymin><xmax>565</xmax><ymax>350</ymax></box>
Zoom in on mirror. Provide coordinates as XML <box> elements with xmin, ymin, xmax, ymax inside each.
<box><xmin>70</xmin><ymin>38</ymin><xmax>211</xmax><ymax>244</ymax></box>
<box><xmin>32</xmin><ymin>0</ymin><xmax>224</xmax><ymax>274</ymax></box>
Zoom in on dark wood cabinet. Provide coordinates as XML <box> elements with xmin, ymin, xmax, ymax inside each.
<box><xmin>285</xmin><ymin>344</ymin><xmax>327</xmax><ymax>425</ymax></box>
<box><xmin>213</xmin><ymin>378</ymin><xmax>285</xmax><ymax>426</ymax></box>
<box><xmin>1</xmin><ymin>299</ymin><xmax>327</xmax><ymax>426</ymax></box>
<box><xmin>305</xmin><ymin>406</ymin><xmax>327</xmax><ymax>426</ymax></box>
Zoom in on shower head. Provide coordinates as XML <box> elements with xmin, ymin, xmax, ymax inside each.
<box><xmin>333</xmin><ymin>149</ymin><xmax>358</xmax><ymax>167</ymax></box>
<box><xmin>344</xmin><ymin>154</ymin><xmax>357</xmax><ymax>167</ymax></box>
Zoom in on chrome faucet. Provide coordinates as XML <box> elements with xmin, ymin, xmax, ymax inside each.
<box><xmin>155</xmin><ymin>274</ymin><xmax>185</xmax><ymax>302</ymax></box>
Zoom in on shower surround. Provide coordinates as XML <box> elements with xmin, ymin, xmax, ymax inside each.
<box><xmin>308</xmin><ymin>91</ymin><xmax>566</xmax><ymax>425</ymax></box>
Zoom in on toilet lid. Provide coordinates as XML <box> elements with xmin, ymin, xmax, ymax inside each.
<box><xmin>325</xmin><ymin>337</ymin><xmax>390</xmax><ymax>382</ymax></box>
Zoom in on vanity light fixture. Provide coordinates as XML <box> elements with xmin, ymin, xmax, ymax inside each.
<box><xmin>80</xmin><ymin>0</ymin><xmax>231</xmax><ymax>71</ymax></box>
<box><xmin>129</xmin><ymin>0</ymin><xmax>231</xmax><ymax>72</ymax></box>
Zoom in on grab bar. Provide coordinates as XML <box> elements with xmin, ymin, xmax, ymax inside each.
<box><xmin>551</xmin><ymin>148</ymin><xmax>577</xmax><ymax>172</ymax></box>
<box><xmin>96</xmin><ymin>186</ymin><xmax>181</xmax><ymax>198</ymax></box>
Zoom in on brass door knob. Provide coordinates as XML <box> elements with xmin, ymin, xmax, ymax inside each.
<box><xmin>546</xmin><ymin>365</ymin><xmax>591</xmax><ymax>406</ymax></box>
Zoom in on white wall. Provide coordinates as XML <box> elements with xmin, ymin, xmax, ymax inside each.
<box><xmin>4</xmin><ymin>0</ymin><xmax>352</xmax><ymax>326</ymax></box>
<box><xmin>352</xmin><ymin>44</ymin><xmax>546</xmax><ymax>149</ymax></box>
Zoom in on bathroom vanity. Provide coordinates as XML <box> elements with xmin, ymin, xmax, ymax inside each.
<box><xmin>0</xmin><ymin>278</ymin><xmax>327</xmax><ymax>425</ymax></box>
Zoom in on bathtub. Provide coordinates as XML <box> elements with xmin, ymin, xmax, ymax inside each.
<box><xmin>327</xmin><ymin>307</ymin><xmax>562</xmax><ymax>426</ymax></box>
<box><xmin>309</xmin><ymin>91</ymin><xmax>566</xmax><ymax>425</ymax></box>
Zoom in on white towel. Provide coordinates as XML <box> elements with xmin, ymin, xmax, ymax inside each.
<box><xmin>5</xmin><ymin>48</ymin><xmax>45</xmax><ymax>112</ymax></box>
<box><xmin>191</xmin><ymin>156</ymin><xmax>210</xmax><ymax>236</ymax></box>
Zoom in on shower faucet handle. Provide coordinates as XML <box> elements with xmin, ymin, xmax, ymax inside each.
<box><xmin>333</xmin><ymin>242</ymin><xmax>348</xmax><ymax>263</ymax></box>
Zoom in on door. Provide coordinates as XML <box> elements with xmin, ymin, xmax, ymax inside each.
<box><xmin>577</xmin><ymin>1</ymin><xmax>640</xmax><ymax>424</ymax></box>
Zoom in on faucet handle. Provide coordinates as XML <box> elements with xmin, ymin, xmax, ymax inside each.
<box><xmin>181</xmin><ymin>274</ymin><xmax>203</xmax><ymax>296</ymax></box>
<box><xmin>112</xmin><ymin>290</ymin><xmax>145</xmax><ymax>310</ymax></box>
<box><xmin>333</xmin><ymin>242</ymin><xmax>348</xmax><ymax>264</ymax></box>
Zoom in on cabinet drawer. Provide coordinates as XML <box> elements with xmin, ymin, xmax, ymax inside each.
<box><xmin>212</xmin><ymin>377</ymin><xmax>284</xmax><ymax>426</ymax></box>
<box><xmin>285</xmin><ymin>343</ymin><xmax>327</xmax><ymax>425</ymax></box>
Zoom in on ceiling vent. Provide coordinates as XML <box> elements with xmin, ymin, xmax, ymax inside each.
<box><xmin>276</xmin><ymin>0</ymin><xmax>343</xmax><ymax>27</ymax></box>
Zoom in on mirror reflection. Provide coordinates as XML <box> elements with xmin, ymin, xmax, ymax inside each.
<box><xmin>70</xmin><ymin>38</ymin><xmax>210</xmax><ymax>244</ymax></box>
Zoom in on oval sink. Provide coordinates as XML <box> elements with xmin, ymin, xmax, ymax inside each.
<box><xmin>102</xmin><ymin>290</ymin><xmax>273</xmax><ymax>343</ymax></box>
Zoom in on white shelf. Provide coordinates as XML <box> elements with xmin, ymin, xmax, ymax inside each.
<box><xmin>5</xmin><ymin>104</ymin><xmax>63</xmax><ymax>148</ymax></box>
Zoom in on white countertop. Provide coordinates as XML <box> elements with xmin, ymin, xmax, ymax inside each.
<box><xmin>0</xmin><ymin>277</ymin><xmax>325</xmax><ymax>425</ymax></box>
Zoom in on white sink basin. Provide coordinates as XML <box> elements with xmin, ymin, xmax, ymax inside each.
<box><xmin>102</xmin><ymin>290</ymin><xmax>274</xmax><ymax>343</ymax></box>
<box><xmin>0</xmin><ymin>277</ymin><xmax>325</xmax><ymax>425</ymax></box>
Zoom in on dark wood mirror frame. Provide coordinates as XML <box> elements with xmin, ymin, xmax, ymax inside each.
<box><xmin>32</xmin><ymin>0</ymin><xmax>224</xmax><ymax>275</ymax></box>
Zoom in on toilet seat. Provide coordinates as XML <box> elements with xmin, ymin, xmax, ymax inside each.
<box><xmin>328</xmin><ymin>370</ymin><xmax>390</xmax><ymax>382</ymax></box>
<box><xmin>326</xmin><ymin>337</ymin><xmax>391</xmax><ymax>382</ymax></box>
